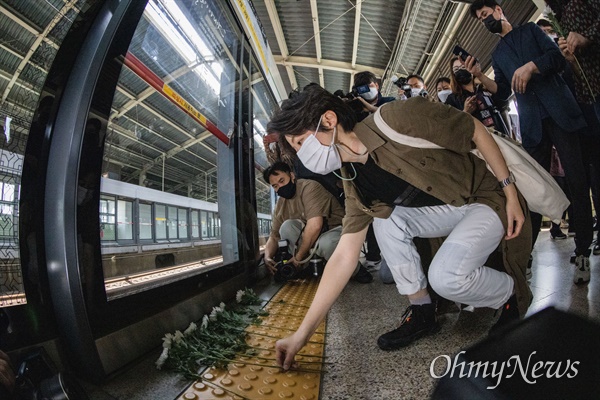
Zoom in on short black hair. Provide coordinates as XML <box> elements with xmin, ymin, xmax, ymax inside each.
<box><xmin>469</xmin><ymin>0</ymin><xmax>499</xmax><ymax>18</ymax></box>
<box><xmin>353</xmin><ymin>71</ymin><xmax>377</xmax><ymax>87</ymax></box>
<box><xmin>536</xmin><ymin>18</ymin><xmax>552</xmax><ymax>28</ymax></box>
<box><xmin>406</xmin><ymin>74</ymin><xmax>424</xmax><ymax>84</ymax></box>
<box><xmin>263</xmin><ymin>161</ymin><xmax>292</xmax><ymax>183</ymax></box>
<box><xmin>267</xmin><ymin>85</ymin><xmax>357</xmax><ymax>139</ymax></box>
<box><xmin>435</xmin><ymin>77</ymin><xmax>451</xmax><ymax>87</ymax></box>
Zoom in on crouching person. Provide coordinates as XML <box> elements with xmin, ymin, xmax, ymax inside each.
<box><xmin>263</xmin><ymin>161</ymin><xmax>372</xmax><ymax>283</ymax></box>
<box><xmin>268</xmin><ymin>86</ymin><xmax>532</xmax><ymax>369</ymax></box>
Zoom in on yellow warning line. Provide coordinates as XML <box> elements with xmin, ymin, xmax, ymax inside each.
<box><xmin>178</xmin><ymin>279</ymin><xmax>325</xmax><ymax>400</ymax></box>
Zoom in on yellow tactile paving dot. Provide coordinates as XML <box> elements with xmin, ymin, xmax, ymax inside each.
<box><xmin>178</xmin><ymin>279</ymin><xmax>326</xmax><ymax>400</ymax></box>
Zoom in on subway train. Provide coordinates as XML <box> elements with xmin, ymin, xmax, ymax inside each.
<box><xmin>100</xmin><ymin>177</ymin><xmax>271</xmax><ymax>300</ymax></box>
<box><xmin>0</xmin><ymin>0</ymin><xmax>599</xmax><ymax>399</ymax></box>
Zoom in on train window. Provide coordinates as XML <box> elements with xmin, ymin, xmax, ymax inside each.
<box><xmin>139</xmin><ymin>203</ymin><xmax>153</xmax><ymax>240</ymax></box>
<box><xmin>117</xmin><ymin>200</ymin><xmax>134</xmax><ymax>240</ymax></box>
<box><xmin>167</xmin><ymin>206</ymin><xmax>178</xmax><ymax>240</ymax></box>
<box><xmin>207</xmin><ymin>212</ymin><xmax>214</xmax><ymax>238</ymax></box>
<box><xmin>0</xmin><ymin>181</ymin><xmax>16</xmax><ymax>239</ymax></box>
<box><xmin>191</xmin><ymin>210</ymin><xmax>200</xmax><ymax>238</ymax></box>
<box><xmin>200</xmin><ymin>211</ymin><xmax>208</xmax><ymax>238</ymax></box>
<box><xmin>178</xmin><ymin>208</ymin><xmax>188</xmax><ymax>239</ymax></box>
<box><xmin>100</xmin><ymin>196</ymin><xmax>116</xmax><ymax>241</ymax></box>
<box><xmin>155</xmin><ymin>204</ymin><xmax>167</xmax><ymax>240</ymax></box>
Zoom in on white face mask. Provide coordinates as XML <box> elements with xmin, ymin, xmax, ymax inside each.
<box><xmin>360</xmin><ymin>86</ymin><xmax>379</xmax><ymax>101</ymax></box>
<box><xmin>411</xmin><ymin>88</ymin><xmax>425</xmax><ymax>98</ymax></box>
<box><xmin>296</xmin><ymin>116</ymin><xmax>342</xmax><ymax>175</ymax></box>
<box><xmin>437</xmin><ymin>89</ymin><xmax>452</xmax><ymax>103</ymax></box>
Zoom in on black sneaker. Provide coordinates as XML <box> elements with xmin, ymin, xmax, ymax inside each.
<box><xmin>377</xmin><ymin>303</ymin><xmax>440</xmax><ymax>350</ymax></box>
<box><xmin>351</xmin><ymin>265</ymin><xmax>373</xmax><ymax>283</ymax></box>
<box><xmin>570</xmin><ymin>251</ymin><xmax>577</xmax><ymax>264</ymax></box>
<box><xmin>490</xmin><ymin>294</ymin><xmax>520</xmax><ymax>333</ymax></box>
<box><xmin>594</xmin><ymin>243</ymin><xmax>600</xmax><ymax>256</ymax></box>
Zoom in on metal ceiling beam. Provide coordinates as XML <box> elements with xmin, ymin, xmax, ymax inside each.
<box><xmin>1</xmin><ymin>0</ymin><xmax>77</xmax><ymax>104</ymax></box>
<box><xmin>0</xmin><ymin>4</ymin><xmax>59</xmax><ymax>49</ymax></box>
<box><xmin>274</xmin><ymin>55</ymin><xmax>384</xmax><ymax>77</ymax></box>
<box><xmin>351</xmin><ymin>0</ymin><xmax>362</xmax><ymax>69</ymax></box>
<box><xmin>309</xmin><ymin>0</ymin><xmax>324</xmax><ymax>87</ymax></box>
<box><xmin>264</xmin><ymin>0</ymin><xmax>298</xmax><ymax>90</ymax></box>
<box><xmin>0</xmin><ymin>42</ymin><xmax>47</xmax><ymax>73</ymax></box>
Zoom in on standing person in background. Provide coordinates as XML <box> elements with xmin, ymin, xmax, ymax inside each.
<box><xmin>447</xmin><ymin>56</ymin><xmax>509</xmax><ymax>136</ymax></box>
<box><xmin>435</xmin><ymin>77</ymin><xmax>452</xmax><ymax>103</ymax></box>
<box><xmin>470</xmin><ymin>0</ymin><xmax>593</xmax><ymax>284</ymax></box>
<box><xmin>544</xmin><ymin>0</ymin><xmax>600</xmax><ymax>257</ymax></box>
<box><xmin>353</xmin><ymin>71</ymin><xmax>396</xmax><ymax>116</ymax></box>
<box><xmin>406</xmin><ymin>74</ymin><xmax>429</xmax><ymax>99</ymax></box>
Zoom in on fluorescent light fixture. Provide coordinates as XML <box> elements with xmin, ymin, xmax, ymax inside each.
<box><xmin>253</xmin><ymin>119</ymin><xmax>266</xmax><ymax>150</ymax></box>
<box><xmin>145</xmin><ymin>0</ymin><xmax>222</xmax><ymax>94</ymax></box>
<box><xmin>145</xmin><ymin>1</ymin><xmax>196</xmax><ymax>64</ymax></box>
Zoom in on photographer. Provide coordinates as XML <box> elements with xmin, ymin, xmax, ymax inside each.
<box><xmin>263</xmin><ymin>162</ymin><xmax>372</xmax><ymax>283</ymax></box>
<box><xmin>447</xmin><ymin>56</ymin><xmax>509</xmax><ymax>136</ymax></box>
<box><xmin>352</xmin><ymin>71</ymin><xmax>396</xmax><ymax>116</ymax></box>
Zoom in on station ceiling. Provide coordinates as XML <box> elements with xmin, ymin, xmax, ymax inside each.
<box><xmin>252</xmin><ymin>0</ymin><xmax>541</xmax><ymax>96</ymax></box>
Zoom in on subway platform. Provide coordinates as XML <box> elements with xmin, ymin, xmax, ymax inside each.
<box><xmin>83</xmin><ymin>229</ymin><xmax>600</xmax><ymax>399</ymax></box>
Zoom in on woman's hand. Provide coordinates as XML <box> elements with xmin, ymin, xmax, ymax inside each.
<box><xmin>566</xmin><ymin>31</ymin><xmax>591</xmax><ymax>55</ymax></box>
<box><xmin>275</xmin><ymin>332</ymin><xmax>307</xmax><ymax>370</ymax></box>
<box><xmin>464</xmin><ymin>96</ymin><xmax>477</xmax><ymax>114</ymax></box>
<box><xmin>504</xmin><ymin>196</ymin><xmax>525</xmax><ymax>240</ymax></box>
<box><xmin>558</xmin><ymin>37</ymin><xmax>575</xmax><ymax>62</ymax></box>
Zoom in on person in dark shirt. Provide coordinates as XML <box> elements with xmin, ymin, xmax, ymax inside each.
<box><xmin>446</xmin><ymin>56</ymin><xmax>509</xmax><ymax>135</ymax></box>
<box><xmin>470</xmin><ymin>0</ymin><xmax>593</xmax><ymax>284</ymax></box>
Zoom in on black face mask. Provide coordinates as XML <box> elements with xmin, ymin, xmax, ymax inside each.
<box><xmin>483</xmin><ymin>14</ymin><xmax>503</xmax><ymax>34</ymax></box>
<box><xmin>455</xmin><ymin>69</ymin><xmax>473</xmax><ymax>86</ymax></box>
<box><xmin>277</xmin><ymin>179</ymin><xmax>296</xmax><ymax>199</ymax></box>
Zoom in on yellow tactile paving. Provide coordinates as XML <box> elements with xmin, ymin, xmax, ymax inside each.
<box><xmin>178</xmin><ymin>279</ymin><xmax>326</xmax><ymax>400</ymax></box>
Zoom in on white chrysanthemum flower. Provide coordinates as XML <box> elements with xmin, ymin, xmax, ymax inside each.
<box><xmin>162</xmin><ymin>333</ymin><xmax>174</xmax><ymax>349</ymax></box>
<box><xmin>209</xmin><ymin>308</ymin><xmax>218</xmax><ymax>321</ymax></box>
<box><xmin>184</xmin><ymin>322</ymin><xmax>197</xmax><ymax>335</ymax></box>
<box><xmin>155</xmin><ymin>347</ymin><xmax>169</xmax><ymax>369</ymax></box>
<box><xmin>236</xmin><ymin>290</ymin><xmax>244</xmax><ymax>303</ymax></box>
<box><xmin>201</xmin><ymin>315</ymin><xmax>209</xmax><ymax>330</ymax></box>
<box><xmin>219</xmin><ymin>302</ymin><xmax>226</xmax><ymax>309</ymax></box>
<box><xmin>174</xmin><ymin>330</ymin><xmax>184</xmax><ymax>343</ymax></box>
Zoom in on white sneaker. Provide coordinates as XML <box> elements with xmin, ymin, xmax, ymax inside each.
<box><xmin>365</xmin><ymin>259</ymin><xmax>381</xmax><ymax>271</ymax></box>
<box><xmin>573</xmin><ymin>255</ymin><xmax>590</xmax><ymax>284</ymax></box>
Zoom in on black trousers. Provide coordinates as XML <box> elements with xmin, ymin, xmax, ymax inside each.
<box><xmin>525</xmin><ymin>118</ymin><xmax>593</xmax><ymax>256</ymax></box>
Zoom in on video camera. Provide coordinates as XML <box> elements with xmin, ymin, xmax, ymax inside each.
<box><xmin>391</xmin><ymin>76</ymin><xmax>412</xmax><ymax>96</ymax></box>
<box><xmin>273</xmin><ymin>239</ymin><xmax>296</xmax><ymax>282</ymax></box>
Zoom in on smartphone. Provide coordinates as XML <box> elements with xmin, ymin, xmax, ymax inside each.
<box><xmin>452</xmin><ymin>45</ymin><xmax>476</xmax><ymax>63</ymax></box>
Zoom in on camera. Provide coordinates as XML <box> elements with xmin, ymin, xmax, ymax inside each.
<box><xmin>391</xmin><ymin>76</ymin><xmax>412</xmax><ymax>96</ymax></box>
<box><xmin>273</xmin><ymin>239</ymin><xmax>296</xmax><ymax>282</ymax></box>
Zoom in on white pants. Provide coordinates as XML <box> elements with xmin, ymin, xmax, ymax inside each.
<box><xmin>373</xmin><ymin>203</ymin><xmax>513</xmax><ymax>309</ymax></box>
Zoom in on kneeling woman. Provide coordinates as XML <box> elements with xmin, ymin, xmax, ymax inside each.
<box><xmin>268</xmin><ymin>86</ymin><xmax>531</xmax><ymax>369</ymax></box>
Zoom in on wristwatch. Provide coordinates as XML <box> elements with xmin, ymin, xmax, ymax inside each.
<box><xmin>499</xmin><ymin>171</ymin><xmax>516</xmax><ymax>189</ymax></box>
